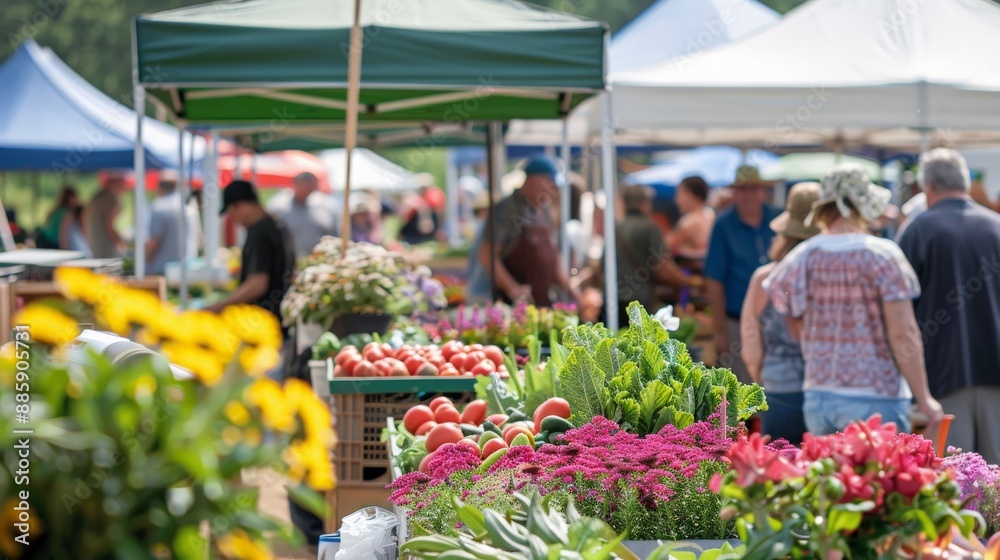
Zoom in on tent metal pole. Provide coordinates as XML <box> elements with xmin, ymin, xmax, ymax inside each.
<box><xmin>601</xmin><ymin>91</ymin><xmax>618</xmax><ymax>331</ymax></box>
<box><xmin>486</xmin><ymin>121</ymin><xmax>504</xmax><ymax>300</ymax></box>
<box><xmin>0</xmin><ymin>195</ymin><xmax>16</xmax><ymax>251</ymax></box>
<box><xmin>560</xmin><ymin>117</ymin><xmax>571</xmax><ymax>278</ymax></box>
<box><xmin>133</xmin><ymin>87</ymin><xmax>147</xmax><ymax>279</ymax></box>
<box><xmin>178</xmin><ymin>128</ymin><xmax>189</xmax><ymax>308</ymax></box>
<box><xmin>204</xmin><ymin>132</ymin><xmax>219</xmax><ymax>283</ymax></box>
<box><xmin>445</xmin><ymin>148</ymin><xmax>461</xmax><ymax>247</ymax></box>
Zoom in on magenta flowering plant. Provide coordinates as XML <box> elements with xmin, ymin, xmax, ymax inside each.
<box><xmin>388</xmin><ymin>416</ymin><xmax>737</xmax><ymax>540</ymax></box>
<box><xmin>942</xmin><ymin>450</ymin><xmax>1000</xmax><ymax>535</ymax></box>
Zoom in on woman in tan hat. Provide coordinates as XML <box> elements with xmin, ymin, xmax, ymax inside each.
<box><xmin>765</xmin><ymin>165</ymin><xmax>944</xmax><ymax>435</ymax></box>
<box><xmin>740</xmin><ymin>182</ymin><xmax>821</xmax><ymax>444</ymax></box>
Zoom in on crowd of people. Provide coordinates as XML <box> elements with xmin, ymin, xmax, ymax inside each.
<box><xmin>10</xmin><ymin>147</ymin><xmax>1000</xmax><ymax>467</ymax></box>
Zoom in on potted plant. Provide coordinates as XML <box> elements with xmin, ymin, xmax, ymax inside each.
<box><xmin>0</xmin><ymin>268</ymin><xmax>334</xmax><ymax>559</ymax></box>
<box><xmin>281</xmin><ymin>237</ymin><xmax>446</xmax><ymax>337</ymax></box>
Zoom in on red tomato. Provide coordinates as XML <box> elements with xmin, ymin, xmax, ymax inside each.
<box><xmin>415</xmin><ymin>420</ymin><xmax>438</xmax><ymax>436</ymax></box>
<box><xmin>384</xmin><ymin>358</ymin><xmax>408</xmax><ymax>377</ymax></box>
<box><xmin>332</xmin><ymin>365</ymin><xmax>344</xmax><ymax>377</ymax></box>
<box><xmin>416</xmin><ymin>363</ymin><xmax>439</xmax><ymax>377</ymax></box>
<box><xmin>485</xmin><ymin>414</ymin><xmax>509</xmax><ymax>427</ymax></box>
<box><xmin>503</xmin><ymin>425</ymin><xmax>534</xmax><ymax>445</ymax></box>
<box><xmin>340</xmin><ymin>354</ymin><xmax>362</xmax><ymax>376</ymax></box>
<box><xmin>533</xmin><ymin>398</ymin><xmax>572</xmax><ymax>431</ymax></box>
<box><xmin>426</xmin><ymin>423</ymin><xmax>463</xmax><ymax>453</ymax></box>
<box><xmin>482</xmin><ymin>346</ymin><xmax>506</xmax><ymax>367</ymax></box>
<box><xmin>353</xmin><ymin>360</ymin><xmax>377</xmax><ymax>377</ymax></box>
<box><xmin>404</xmin><ymin>356</ymin><xmax>425</xmax><ymax>376</ymax></box>
<box><xmin>434</xmin><ymin>405</ymin><xmax>461</xmax><ymax>424</ymax></box>
<box><xmin>380</xmin><ymin>343</ymin><xmax>395</xmax><ymax>358</ymax></box>
<box><xmin>462</xmin><ymin>352</ymin><xmax>483</xmax><ymax>373</ymax></box>
<box><xmin>481</xmin><ymin>438</ymin><xmax>508</xmax><ymax>458</ymax></box>
<box><xmin>438</xmin><ymin>366</ymin><xmax>459</xmax><ymax>377</ymax></box>
<box><xmin>470</xmin><ymin>361</ymin><xmax>496</xmax><ymax>376</ymax></box>
<box><xmin>418</xmin><ymin>452</ymin><xmax>434</xmax><ymax>473</ymax></box>
<box><xmin>468</xmin><ymin>344</ymin><xmax>484</xmax><ymax>353</ymax></box>
<box><xmin>403</xmin><ymin>405</ymin><xmax>435</xmax><ymax>434</ymax></box>
<box><xmin>455</xmin><ymin>438</ymin><xmax>481</xmax><ymax>456</ymax></box>
<box><xmin>441</xmin><ymin>341</ymin><xmax>463</xmax><ymax>360</ymax></box>
<box><xmin>363</xmin><ymin>343</ymin><xmax>386</xmax><ymax>363</ymax></box>
<box><xmin>428</xmin><ymin>396</ymin><xmax>453</xmax><ymax>412</ymax></box>
<box><xmin>334</xmin><ymin>346</ymin><xmax>359</xmax><ymax>366</ymax></box>
<box><xmin>460</xmin><ymin>400</ymin><xmax>488</xmax><ymax>426</ymax></box>
<box><xmin>450</xmin><ymin>353</ymin><xmax>468</xmax><ymax>372</ymax></box>
<box><xmin>396</xmin><ymin>350</ymin><xmax>415</xmax><ymax>363</ymax></box>
<box><xmin>374</xmin><ymin>360</ymin><xmax>392</xmax><ymax>376</ymax></box>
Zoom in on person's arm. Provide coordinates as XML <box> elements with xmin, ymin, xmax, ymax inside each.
<box><xmin>58</xmin><ymin>212</ymin><xmax>73</xmax><ymax>250</ymax></box>
<box><xmin>707</xmin><ymin>279</ymin><xmax>729</xmax><ymax>355</ymax></box>
<box><xmin>883</xmin><ymin>300</ymin><xmax>943</xmax><ymax>423</ymax></box>
<box><xmin>106</xmin><ymin>199</ymin><xmax>123</xmax><ymax>247</ymax></box>
<box><xmin>205</xmin><ymin>273</ymin><xmax>269</xmax><ymax>312</ymax></box>
<box><xmin>145</xmin><ymin>237</ymin><xmax>161</xmax><ymax>261</ymax></box>
<box><xmin>703</xmin><ymin>219</ymin><xmax>729</xmax><ymax>356</ymax></box>
<box><xmin>668</xmin><ymin>214</ymin><xmax>693</xmax><ymax>253</ymax></box>
<box><xmin>477</xmin><ymin>237</ymin><xmax>529</xmax><ymax>301</ymax></box>
<box><xmin>740</xmin><ymin>268</ymin><xmax>769</xmax><ymax>384</ymax></box>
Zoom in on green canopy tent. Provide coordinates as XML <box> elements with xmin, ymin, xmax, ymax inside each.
<box><xmin>133</xmin><ymin>0</ymin><xmax>622</xmax><ymax>328</ymax></box>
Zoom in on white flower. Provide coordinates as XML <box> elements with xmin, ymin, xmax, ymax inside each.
<box><xmin>654</xmin><ymin>306</ymin><xmax>681</xmax><ymax>331</ymax></box>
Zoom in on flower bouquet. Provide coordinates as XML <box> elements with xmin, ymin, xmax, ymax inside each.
<box><xmin>281</xmin><ymin>237</ymin><xmax>446</xmax><ymax>328</ymax></box>
<box><xmin>1</xmin><ymin>268</ymin><xmax>334</xmax><ymax>559</ymax></box>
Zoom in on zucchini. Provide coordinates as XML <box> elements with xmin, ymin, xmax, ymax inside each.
<box><xmin>460</xmin><ymin>424</ymin><xmax>484</xmax><ymax>437</ymax></box>
<box><xmin>481</xmin><ymin>421</ymin><xmax>502</xmax><ymax>436</ymax></box>
<box><xmin>540</xmin><ymin>415</ymin><xmax>575</xmax><ymax>434</ymax></box>
<box><xmin>534</xmin><ymin>431</ymin><xmax>549</xmax><ymax>445</ymax></box>
<box><xmin>506</xmin><ymin>409</ymin><xmax>529</xmax><ymax>423</ymax></box>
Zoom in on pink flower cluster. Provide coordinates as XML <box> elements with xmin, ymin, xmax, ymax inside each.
<box><xmin>941</xmin><ymin>450</ymin><xmax>1000</xmax><ymax>510</ymax></box>
<box><xmin>718</xmin><ymin>415</ymin><xmax>942</xmax><ymax>507</ymax></box>
<box><xmin>389</xmin><ymin>416</ymin><xmax>734</xmax><ymax>511</ymax></box>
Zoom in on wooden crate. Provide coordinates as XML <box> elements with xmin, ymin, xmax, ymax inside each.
<box><xmin>324</xmin><ymin>481</ymin><xmax>393</xmax><ymax>533</ymax></box>
<box><xmin>329</xmin><ymin>377</ymin><xmax>476</xmax><ymax>483</ymax></box>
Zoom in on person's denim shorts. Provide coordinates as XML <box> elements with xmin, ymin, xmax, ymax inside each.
<box><xmin>761</xmin><ymin>391</ymin><xmax>807</xmax><ymax>445</ymax></box>
<box><xmin>803</xmin><ymin>391</ymin><xmax>911</xmax><ymax>435</ymax></box>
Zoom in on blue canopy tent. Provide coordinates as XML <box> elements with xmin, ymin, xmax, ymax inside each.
<box><xmin>0</xmin><ymin>39</ymin><xmax>195</xmax><ymax>171</ymax></box>
<box><xmin>625</xmin><ymin>146</ymin><xmax>777</xmax><ymax>196</ymax></box>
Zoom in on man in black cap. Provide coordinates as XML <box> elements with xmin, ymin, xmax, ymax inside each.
<box><xmin>205</xmin><ymin>180</ymin><xmax>295</xmax><ymax>327</ymax></box>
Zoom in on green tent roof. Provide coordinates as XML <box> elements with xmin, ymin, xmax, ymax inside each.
<box><xmin>134</xmin><ymin>0</ymin><xmax>608</xmax><ymax>124</ymax></box>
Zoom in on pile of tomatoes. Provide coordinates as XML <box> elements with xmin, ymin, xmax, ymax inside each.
<box><xmin>397</xmin><ymin>396</ymin><xmax>573</xmax><ymax>473</ymax></box>
<box><xmin>332</xmin><ymin>340</ymin><xmax>510</xmax><ymax>378</ymax></box>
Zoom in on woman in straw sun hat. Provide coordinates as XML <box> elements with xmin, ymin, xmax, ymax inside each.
<box><xmin>765</xmin><ymin>165</ymin><xmax>944</xmax><ymax>435</ymax></box>
<box><xmin>740</xmin><ymin>182</ymin><xmax>822</xmax><ymax>445</ymax></box>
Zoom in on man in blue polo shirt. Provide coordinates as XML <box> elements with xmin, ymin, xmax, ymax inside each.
<box><xmin>705</xmin><ymin>166</ymin><xmax>780</xmax><ymax>385</ymax></box>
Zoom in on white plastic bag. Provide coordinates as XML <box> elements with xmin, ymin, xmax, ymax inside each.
<box><xmin>333</xmin><ymin>507</ymin><xmax>399</xmax><ymax>560</ymax></box>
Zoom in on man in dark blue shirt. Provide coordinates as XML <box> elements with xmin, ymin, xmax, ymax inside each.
<box><xmin>899</xmin><ymin>148</ymin><xmax>1000</xmax><ymax>465</ymax></box>
<box><xmin>704</xmin><ymin>166</ymin><xmax>780</xmax><ymax>385</ymax></box>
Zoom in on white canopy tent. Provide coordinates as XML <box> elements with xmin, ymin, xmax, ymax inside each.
<box><xmin>599</xmin><ymin>0</ymin><xmax>1000</xmax><ymax>150</ymax></box>
<box><xmin>319</xmin><ymin>148</ymin><xmax>417</xmax><ymax>192</ymax></box>
<box><xmin>505</xmin><ymin>0</ymin><xmax>779</xmax><ymax>147</ymax></box>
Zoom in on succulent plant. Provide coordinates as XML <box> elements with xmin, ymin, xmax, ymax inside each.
<box><xmin>400</xmin><ymin>490</ymin><xmax>639</xmax><ymax>560</ymax></box>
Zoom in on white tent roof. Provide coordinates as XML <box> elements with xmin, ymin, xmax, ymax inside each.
<box><xmin>601</xmin><ymin>0</ymin><xmax>1000</xmax><ymax>149</ymax></box>
<box><xmin>506</xmin><ymin>0</ymin><xmax>779</xmax><ymax>147</ymax></box>
<box><xmin>320</xmin><ymin>148</ymin><xmax>417</xmax><ymax>192</ymax></box>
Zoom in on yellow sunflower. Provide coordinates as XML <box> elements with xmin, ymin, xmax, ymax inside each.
<box><xmin>237</xmin><ymin>345</ymin><xmax>280</xmax><ymax>377</ymax></box>
<box><xmin>12</xmin><ymin>304</ymin><xmax>79</xmax><ymax>347</ymax></box>
<box><xmin>243</xmin><ymin>378</ymin><xmax>296</xmax><ymax>433</ymax></box>
<box><xmin>160</xmin><ymin>341</ymin><xmax>227</xmax><ymax>385</ymax></box>
<box><xmin>284</xmin><ymin>440</ymin><xmax>335</xmax><ymax>491</ymax></box>
<box><xmin>221</xmin><ymin>305</ymin><xmax>282</xmax><ymax>350</ymax></box>
<box><xmin>217</xmin><ymin>529</ymin><xmax>272</xmax><ymax>560</ymax></box>
<box><xmin>54</xmin><ymin>267</ymin><xmax>113</xmax><ymax>304</ymax></box>
<box><xmin>180</xmin><ymin>310</ymin><xmax>240</xmax><ymax>359</ymax></box>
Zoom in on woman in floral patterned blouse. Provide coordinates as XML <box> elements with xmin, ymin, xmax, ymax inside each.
<box><xmin>766</xmin><ymin>166</ymin><xmax>944</xmax><ymax>435</ymax></box>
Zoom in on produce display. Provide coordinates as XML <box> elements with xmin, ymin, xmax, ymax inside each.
<box><xmin>331</xmin><ymin>340</ymin><xmax>512</xmax><ymax>378</ymax></box>
<box><xmin>431</xmin><ymin>301</ymin><xmax>579</xmax><ymax>349</ymax></box>
<box><xmin>386</xmin><ymin>303</ymin><xmax>1000</xmax><ymax>555</ymax></box>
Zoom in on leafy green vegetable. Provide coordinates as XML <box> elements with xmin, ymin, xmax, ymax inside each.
<box><xmin>475</xmin><ymin>373</ymin><xmax>522</xmax><ymax>416</ymax></box>
<box><xmin>557</xmin><ymin>302</ymin><xmax>767</xmax><ymax>434</ymax></box>
<box><xmin>560</xmin><ymin>347</ymin><xmax>610</xmax><ymax>426</ymax></box>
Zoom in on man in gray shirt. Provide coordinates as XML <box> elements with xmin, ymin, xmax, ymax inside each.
<box><xmin>899</xmin><ymin>148</ymin><xmax>1000</xmax><ymax>465</ymax></box>
<box><xmin>266</xmin><ymin>172</ymin><xmax>339</xmax><ymax>259</ymax></box>
<box><xmin>146</xmin><ymin>171</ymin><xmax>195</xmax><ymax>275</ymax></box>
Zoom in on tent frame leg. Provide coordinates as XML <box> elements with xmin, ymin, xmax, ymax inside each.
<box><xmin>134</xmin><ymin>85</ymin><xmax>147</xmax><ymax>280</ymax></box>
<box><xmin>601</xmin><ymin>91</ymin><xmax>618</xmax><ymax>331</ymax></box>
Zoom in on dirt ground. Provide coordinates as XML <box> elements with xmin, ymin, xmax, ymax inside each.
<box><xmin>247</xmin><ymin>468</ymin><xmax>315</xmax><ymax>560</ymax></box>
